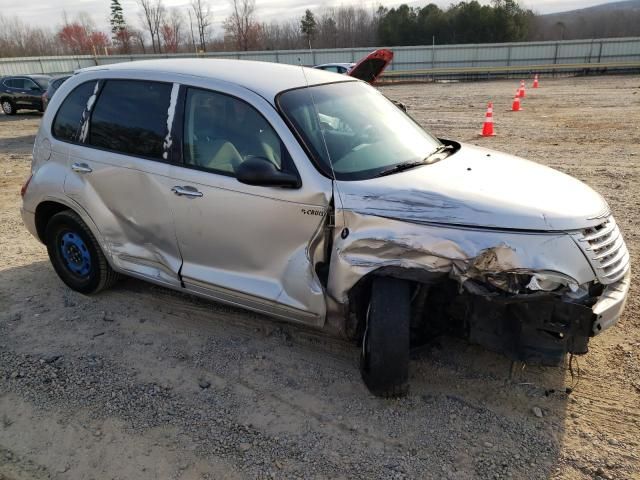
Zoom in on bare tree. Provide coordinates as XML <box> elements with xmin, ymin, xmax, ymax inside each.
<box><xmin>187</xmin><ymin>10</ymin><xmax>198</xmax><ymax>52</ymax></box>
<box><xmin>225</xmin><ymin>0</ymin><xmax>257</xmax><ymax>51</ymax></box>
<box><xmin>190</xmin><ymin>0</ymin><xmax>212</xmax><ymax>52</ymax></box>
<box><xmin>151</xmin><ymin>0</ymin><xmax>166</xmax><ymax>52</ymax></box>
<box><xmin>259</xmin><ymin>20</ymin><xmax>302</xmax><ymax>50</ymax></box>
<box><xmin>137</xmin><ymin>0</ymin><xmax>165</xmax><ymax>53</ymax></box>
<box><xmin>131</xmin><ymin>28</ymin><xmax>147</xmax><ymax>53</ymax></box>
<box><xmin>161</xmin><ymin>8</ymin><xmax>184</xmax><ymax>53</ymax></box>
<box><xmin>252</xmin><ymin>6</ymin><xmax>379</xmax><ymax>51</ymax></box>
<box><xmin>0</xmin><ymin>14</ymin><xmax>63</xmax><ymax>57</ymax></box>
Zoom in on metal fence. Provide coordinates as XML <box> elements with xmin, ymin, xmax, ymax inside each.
<box><xmin>1</xmin><ymin>37</ymin><xmax>639</xmax><ymax>78</ymax></box>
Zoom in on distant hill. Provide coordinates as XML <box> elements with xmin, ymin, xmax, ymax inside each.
<box><xmin>543</xmin><ymin>0</ymin><xmax>640</xmax><ymax>16</ymax></box>
<box><xmin>531</xmin><ymin>1</ymin><xmax>640</xmax><ymax>40</ymax></box>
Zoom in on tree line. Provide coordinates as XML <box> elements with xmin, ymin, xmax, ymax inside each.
<box><xmin>379</xmin><ymin>0</ymin><xmax>534</xmax><ymax>45</ymax></box>
<box><xmin>0</xmin><ymin>0</ymin><xmax>639</xmax><ymax>58</ymax></box>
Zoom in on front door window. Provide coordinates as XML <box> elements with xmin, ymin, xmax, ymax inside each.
<box><xmin>182</xmin><ymin>87</ymin><xmax>286</xmax><ymax>176</ymax></box>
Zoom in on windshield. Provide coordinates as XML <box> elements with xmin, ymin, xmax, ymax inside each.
<box><xmin>277</xmin><ymin>81</ymin><xmax>441</xmax><ymax>180</ymax></box>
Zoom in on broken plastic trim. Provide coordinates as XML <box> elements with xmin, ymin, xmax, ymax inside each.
<box><xmin>162</xmin><ymin>83</ymin><xmax>179</xmax><ymax>160</ymax></box>
<box><xmin>77</xmin><ymin>80</ymin><xmax>101</xmax><ymax>143</ymax></box>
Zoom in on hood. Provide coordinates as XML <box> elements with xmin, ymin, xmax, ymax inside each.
<box><xmin>337</xmin><ymin>143</ymin><xmax>610</xmax><ymax>231</ymax></box>
<box><xmin>348</xmin><ymin>49</ymin><xmax>393</xmax><ymax>84</ymax></box>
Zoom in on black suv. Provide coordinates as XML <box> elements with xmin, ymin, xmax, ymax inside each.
<box><xmin>0</xmin><ymin>75</ymin><xmax>51</xmax><ymax>115</ymax></box>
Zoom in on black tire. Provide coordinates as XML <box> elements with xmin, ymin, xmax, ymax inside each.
<box><xmin>45</xmin><ymin>210</ymin><xmax>119</xmax><ymax>294</ymax></box>
<box><xmin>360</xmin><ymin>276</ymin><xmax>411</xmax><ymax>398</ymax></box>
<box><xmin>1</xmin><ymin>99</ymin><xmax>16</xmax><ymax>115</ymax></box>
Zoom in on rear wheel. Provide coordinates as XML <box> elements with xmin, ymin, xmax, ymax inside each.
<box><xmin>1</xmin><ymin>99</ymin><xmax>16</xmax><ymax>115</ymax></box>
<box><xmin>360</xmin><ymin>276</ymin><xmax>411</xmax><ymax>397</ymax></box>
<box><xmin>45</xmin><ymin>210</ymin><xmax>119</xmax><ymax>294</ymax></box>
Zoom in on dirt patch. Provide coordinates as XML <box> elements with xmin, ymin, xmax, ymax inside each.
<box><xmin>1</xmin><ymin>75</ymin><xmax>639</xmax><ymax>479</ymax></box>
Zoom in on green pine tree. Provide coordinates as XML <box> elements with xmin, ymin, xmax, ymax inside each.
<box><xmin>110</xmin><ymin>0</ymin><xmax>126</xmax><ymax>39</ymax></box>
<box><xmin>300</xmin><ymin>9</ymin><xmax>317</xmax><ymax>49</ymax></box>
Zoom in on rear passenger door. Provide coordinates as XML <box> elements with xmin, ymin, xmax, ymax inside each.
<box><xmin>61</xmin><ymin>79</ymin><xmax>183</xmax><ymax>288</ymax></box>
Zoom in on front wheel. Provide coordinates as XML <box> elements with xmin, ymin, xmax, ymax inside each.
<box><xmin>1</xmin><ymin>99</ymin><xmax>16</xmax><ymax>115</ymax></box>
<box><xmin>360</xmin><ymin>276</ymin><xmax>411</xmax><ymax>397</ymax></box>
<box><xmin>45</xmin><ymin>210</ymin><xmax>119</xmax><ymax>294</ymax></box>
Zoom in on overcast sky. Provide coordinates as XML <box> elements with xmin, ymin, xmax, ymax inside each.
<box><xmin>1</xmin><ymin>0</ymin><xmax>623</xmax><ymax>33</ymax></box>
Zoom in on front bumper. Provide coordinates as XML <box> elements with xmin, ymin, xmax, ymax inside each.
<box><xmin>438</xmin><ymin>270</ymin><xmax>631</xmax><ymax>365</ymax></box>
<box><xmin>592</xmin><ymin>270</ymin><xmax>631</xmax><ymax>335</ymax></box>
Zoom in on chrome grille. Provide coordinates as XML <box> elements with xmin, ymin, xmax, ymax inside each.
<box><xmin>578</xmin><ymin>216</ymin><xmax>630</xmax><ymax>284</ymax></box>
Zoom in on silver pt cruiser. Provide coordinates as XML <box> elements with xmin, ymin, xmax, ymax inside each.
<box><xmin>21</xmin><ymin>59</ymin><xmax>630</xmax><ymax>397</ymax></box>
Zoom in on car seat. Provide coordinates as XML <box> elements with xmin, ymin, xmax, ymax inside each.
<box><xmin>190</xmin><ymin>99</ymin><xmax>243</xmax><ymax>174</ymax></box>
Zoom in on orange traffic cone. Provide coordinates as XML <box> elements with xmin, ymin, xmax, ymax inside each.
<box><xmin>533</xmin><ymin>74</ymin><xmax>539</xmax><ymax>88</ymax></box>
<box><xmin>481</xmin><ymin>102</ymin><xmax>495</xmax><ymax>136</ymax></box>
<box><xmin>511</xmin><ymin>91</ymin><xmax>522</xmax><ymax>112</ymax></box>
<box><xmin>518</xmin><ymin>80</ymin><xmax>526</xmax><ymax>98</ymax></box>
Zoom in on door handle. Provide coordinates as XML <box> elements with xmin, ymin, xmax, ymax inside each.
<box><xmin>71</xmin><ymin>162</ymin><xmax>92</xmax><ymax>173</ymax></box>
<box><xmin>171</xmin><ymin>185</ymin><xmax>203</xmax><ymax>198</ymax></box>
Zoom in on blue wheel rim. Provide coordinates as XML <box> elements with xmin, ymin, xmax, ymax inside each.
<box><xmin>60</xmin><ymin>232</ymin><xmax>91</xmax><ymax>277</ymax></box>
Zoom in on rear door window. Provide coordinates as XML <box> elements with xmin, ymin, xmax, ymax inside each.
<box><xmin>52</xmin><ymin>81</ymin><xmax>98</xmax><ymax>142</ymax></box>
<box><xmin>88</xmin><ymin>80</ymin><xmax>171</xmax><ymax>160</ymax></box>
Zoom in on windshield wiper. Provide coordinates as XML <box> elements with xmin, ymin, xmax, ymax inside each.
<box><xmin>375</xmin><ymin>144</ymin><xmax>454</xmax><ymax>178</ymax></box>
<box><xmin>375</xmin><ymin>160</ymin><xmax>427</xmax><ymax>177</ymax></box>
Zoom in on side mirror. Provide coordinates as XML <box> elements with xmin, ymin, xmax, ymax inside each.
<box><xmin>392</xmin><ymin>100</ymin><xmax>407</xmax><ymax>112</ymax></box>
<box><xmin>236</xmin><ymin>156</ymin><xmax>300</xmax><ymax>188</ymax></box>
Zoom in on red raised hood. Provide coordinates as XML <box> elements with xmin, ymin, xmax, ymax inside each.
<box><xmin>348</xmin><ymin>49</ymin><xmax>393</xmax><ymax>84</ymax></box>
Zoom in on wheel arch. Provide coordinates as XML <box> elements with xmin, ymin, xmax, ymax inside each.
<box><xmin>345</xmin><ymin>266</ymin><xmax>447</xmax><ymax>341</ymax></box>
<box><xmin>34</xmin><ymin>199</ymin><xmax>113</xmax><ymax>266</ymax></box>
<box><xmin>35</xmin><ymin>200</ymin><xmax>69</xmax><ymax>242</ymax></box>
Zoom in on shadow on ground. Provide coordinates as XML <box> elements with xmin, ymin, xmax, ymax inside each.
<box><xmin>0</xmin><ymin>259</ymin><xmax>571</xmax><ymax>479</ymax></box>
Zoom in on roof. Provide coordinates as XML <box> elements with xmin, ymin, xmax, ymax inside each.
<box><xmin>79</xmin><ymin>58</ymin><xmax>356</xmax><ymax>101</ymax></box>
<box><xmin>314</xmin><ymin>63</ymin><xmax>355</xmax><ymax>68</ymax></box>
<box><xmin>2</xmin><ymin>74</ymin><xmax>51</xmax><ymax>79</ymax></box>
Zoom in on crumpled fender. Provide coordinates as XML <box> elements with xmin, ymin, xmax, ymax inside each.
<box><xmin>327</xmin><ymin>210</ymin><xmax>596</xmax><ymax>304</ymax></box>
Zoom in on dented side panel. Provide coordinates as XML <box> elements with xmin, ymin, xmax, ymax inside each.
<box><xmin>64</xmin><ymin>145</ymin><xmax>184</xmax><ymax>287</ymax></box>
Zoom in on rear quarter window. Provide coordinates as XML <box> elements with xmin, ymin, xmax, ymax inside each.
<box><xmin>88</xmin><ymin>80</ymin><xmax>171</xmax><ymax>160</ymax></box>
<box><xmin>52</xmin><ymin>81</ymin><xmax>98</xmax><ymax>142</ymax></box>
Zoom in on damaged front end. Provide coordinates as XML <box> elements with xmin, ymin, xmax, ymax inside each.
<box><xmin>327</xmin><ymin>211</ymin><xmax>626</xmax><ymax>365</ymax></box>
<box><xmin>424</xmin><ymin>276</ymin><xmax>600</xmax><ymax>365</ymax></box>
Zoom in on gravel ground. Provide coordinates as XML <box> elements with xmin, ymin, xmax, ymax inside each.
<box><xmin>1</xmin><ymin>75</ymin><xmax>639</xmax><ymax>480</ymax></box>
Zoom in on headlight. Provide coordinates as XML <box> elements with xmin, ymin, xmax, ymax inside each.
<box><xmin>476</xmin><ymin>272</ymin><xmax>579</xmax><ymax>294</ymax></box>
<box><xmin>526</xmin><ymin>273</ymin><xmax>578</xmax><ymax>292</ymax></box>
